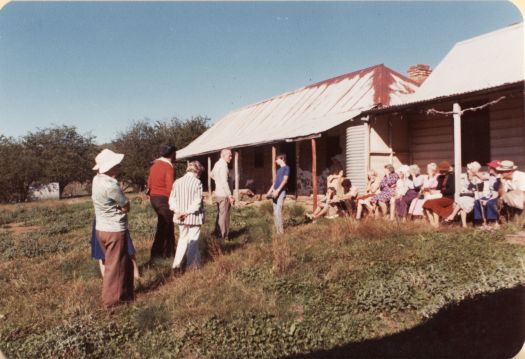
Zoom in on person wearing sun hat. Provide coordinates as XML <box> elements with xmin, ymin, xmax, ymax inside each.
<box><xmin>423</xmin><ymin>160</ymin><xmax>455</xmax><ymax>227</ymax></box>
<box><xmin>91</xmin><ymin>149</ymin><xmax>134</xmax><ymax>309</ymax></box>
<box><xmin>497</xmin><ymin>160</ymin><xmax>525</xmax><ymax>211</ymax></box>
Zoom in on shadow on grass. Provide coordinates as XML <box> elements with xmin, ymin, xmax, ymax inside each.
<box><xmin>228</xmin><ymin>227</ymin><xmax>249</xmax><ymax>241</ymax></box>
<box><xmin>135</xmin><ymin>263</ymin><xmax>174</xmax><ymax>295</ymax></box>
<box><xmin>287</xmin><ymin>285</ymin><xmax>525</xmax><ymax>359</ymax></box>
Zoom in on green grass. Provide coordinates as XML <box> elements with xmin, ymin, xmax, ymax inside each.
<box><xmin>0</xmin><ymin>196</ymin><xmax>524</xmax><ymax>358</ymax></box>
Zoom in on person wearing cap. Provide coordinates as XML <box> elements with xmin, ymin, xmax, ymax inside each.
<box><xmin>211</xmin><ymin>149</ymin><xmax>235</xmax><ymax>240</ymax></box>
<box><xmin>91</xmin><ymin>149</ymin><xmax>134</xmax><ymax>308</ymax></box>
<box><xmin>169</xmin><ymin>161</ymin><xmax>205</xmax><ymax>274</ymax></box>
<box><xmin>497</xmin><ymin>160</ymin><xmax>525</xmax><ymax>213</ymax></box>
<box><xmin>423</xmin><ymin>161</ymin><xmax>455</xmax><ymax>228</ymax></box>
<box><xmin>473</xmin><ymin>160</ymin><xmax>502</xmax><ymax>228</ymax></box>
<box><xmin>147</xmin><ymin>144</ymin><xmax>177</xmax><ymax>260</ymax></box>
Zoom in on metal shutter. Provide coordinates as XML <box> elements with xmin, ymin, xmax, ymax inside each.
<box><xmin>346</xmin><ymin>124</ymin><xmax>368</xmax><ymax>191</ymax></box>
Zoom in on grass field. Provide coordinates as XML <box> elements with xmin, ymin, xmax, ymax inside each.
<box><xmin>0</xmin><ymin>195</ymin><xmax>524</xmax><ymax>358</ymax></box>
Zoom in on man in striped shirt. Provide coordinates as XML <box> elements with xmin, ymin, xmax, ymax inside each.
<box><xmin>169</xmin><ymin>161</ymin><xmax>205</xmax><ymax>272</ymax></box>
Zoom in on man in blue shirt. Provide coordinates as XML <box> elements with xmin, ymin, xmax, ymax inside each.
<box><xmin>266</xmin><ymin>153</ymin><xmax>290</xmax><ymax>234</ymax></box>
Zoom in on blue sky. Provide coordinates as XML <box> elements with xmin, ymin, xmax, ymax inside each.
<box><xmin>0</xmin><ymin>1</ymin><xmax>521</xmax><ymax>144</ymax></box>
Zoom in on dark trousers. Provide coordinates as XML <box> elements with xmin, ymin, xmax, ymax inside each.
<box><xmin>150</xmin><ymin>196</ymin><xmax>175</xmax><ymax>259</ymax></box>
<box><xmin>474</xmin><ymin>198</ymin><xmax>498</xmax><ymax>221</ymax></box>
<box><xmin>96</xmin><ymin>230</ymin><xmax>134</xmax><ymax>309</ymax></box>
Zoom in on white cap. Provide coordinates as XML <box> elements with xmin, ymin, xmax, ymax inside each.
<box><xmin>93</xmin><ymin>149</ymin><xmax>124</xmax><ymax>174</ymax></box>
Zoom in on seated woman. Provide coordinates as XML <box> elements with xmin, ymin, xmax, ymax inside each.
<box><xmin>368</xmin><ymin>164</ymin><xmax>399</xmax><ymax>218</ymax></box>
<box><xmin>333</xmin><ymin>178</ymin><xmax>358</xmax><ymax>216</ymax></box>
<box><xmin>423</xmin><ymin>161</ymin><xmax>455</xmax><ymax>228</ymax></box>
<box><xmin>409</xmin><ymin>162</ymin><xmax>440</xmax><ymax>218</ymax></box>
<box><xmin>356</xmin><ymin>170</ymin><xmax>381</xmax><ymax>219</ymax></box>
<box><xmin>474</xmin><ymin>160</ymin><xmax>501</xmax><ymax>229</ymax></box>
<box><xmin>306</xmin><ymin>187</ymin><xmax>338</xmax><ymax>221</ymax></box>
<box><xmin>445</xmin><ymin>161</ymin><xmax>486</xmax><ymax>227</ymax></box>
<box><xmin>409</xmin><ymin>164</ymin><xmax>425</xmax><ymax>192</ymax></box>
<box><xmin>390</xmin><ymin>165</ymin><xmax>416</xmax><ymax>221</ymax></box>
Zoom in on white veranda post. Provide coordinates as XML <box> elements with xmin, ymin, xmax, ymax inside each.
<box><xmin>453</xmin><ymin>102</ymin><xmax>462</xmax><ymax>202</ymax></box>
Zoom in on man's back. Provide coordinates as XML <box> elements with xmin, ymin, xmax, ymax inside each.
<box><xmin>148</xmin><ymin>159</ymin><xmax>174</xmax><ymax>197</ymax></box>
<box><xmin>211</xmin><ymin>158</ymin><xmax>231</xmax><ymax>198</ymax></box>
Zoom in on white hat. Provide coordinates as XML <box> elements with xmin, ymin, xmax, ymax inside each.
<box><xmin>93</xmin><ymin>149</ymin><xmax>124</xmax><ymax>174</ymax></box>
<box><xmin>496</xmin><ymin>160</ymin><xmax>518</xmax><ymax>172</ymax></box>
<box><xmin>397</xmin><ymin>165</ymin><xmax>410</xmax><ymax>175</ymax></box>
<box><xmin>466</xmin><ymin>161</ymin><xmax>481</xmax><ymax>172</ymax></box>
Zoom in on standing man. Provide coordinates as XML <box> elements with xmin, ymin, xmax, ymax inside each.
<box><xmin>266</xmin><ymin>153</ymin><xmax>290</xmax><ymax>234</ymax></box>
<box><xmin>92</xmin><ymin>149</ymin><xmax>134</xmax><ymax>309</ymax></box>
<box><xmin>211</xmin><ymin>149</ymin><xmax>235</xmax><ymax>240</ymax></box>
<box><xmin>147</xmin><ymin>144</ymin><xmax>177</xmax><ymax>260</ymax></box>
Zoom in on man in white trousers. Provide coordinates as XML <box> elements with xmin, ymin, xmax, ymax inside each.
<box><xmin>169</xmin><ymin>161</ymin><xmax>205</xmax><ymax>275</ymax></box>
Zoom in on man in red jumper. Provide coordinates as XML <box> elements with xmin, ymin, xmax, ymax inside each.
<box><xmin>147</xmin><ymin>144</ymin><xmax>177</xmax><ymax>260</ymax></box>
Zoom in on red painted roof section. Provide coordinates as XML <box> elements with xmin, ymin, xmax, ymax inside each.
<box><xmin>177</xmin><ymin>64</ymin><xmax>419</xmax><ymax>158</ymax></box>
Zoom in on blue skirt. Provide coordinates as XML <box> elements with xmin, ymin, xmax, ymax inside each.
<box><xmin>91</xmin><ymin>219</ymin><xmax>136</xmax><ymax>260</ymax></box>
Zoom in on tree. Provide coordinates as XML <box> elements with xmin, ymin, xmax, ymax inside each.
<box><xmin>111</xmin><ymin>120</ymin><xmax>159</xmax><ymax>190</ymax></box>
<box><xmin>111</xmin><ymin>116</ymin><xmax>209</xmax><ymax>190</ymax></box>
<box><xmin>0</xmin><ymin>136</ymin><xmax>42</xmax><ymax>202</ymax></box>
<box><xmin>154</xmin><ymin>116</ymin><xmax>210</xmax><ymax>177</ymax></box>
<box><xmin>23</xmin><ymin>126</ymin><xmax>98</xmax><ymax>198</ymax></box>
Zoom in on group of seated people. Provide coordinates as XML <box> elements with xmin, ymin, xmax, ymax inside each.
<box><xmin>306</xmin><ymin>159</ymin><xmax>525</xmax><ymax>229</ymax></box>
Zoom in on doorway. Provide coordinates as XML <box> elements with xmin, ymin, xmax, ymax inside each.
<box><xmin>461</xmin><ymin>102</ymin><xmax>490</xmax><ymax>166</ymax></box>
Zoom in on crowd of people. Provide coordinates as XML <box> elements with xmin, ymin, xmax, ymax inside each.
<box><xmin>307</xmin><ymin>159</ymin><xmax>525</xmax><ymax>230</ymax></box>
<box><xmin>90</xmin><ymin>146</ymin><xmax>290</xmax><ymax>309</ymax></box>
<box><xmin>89</xmin><ymin>144</ymin><xmax>524</xmax><ymax>309</ymax></box>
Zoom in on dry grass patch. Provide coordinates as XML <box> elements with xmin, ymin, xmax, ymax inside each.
<box><xmin>272</xmin><ymin>234</ymin><xmax>296</xmax><ymax>274</ymax></box>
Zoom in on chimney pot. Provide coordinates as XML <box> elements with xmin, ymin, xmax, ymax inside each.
<box><xmin>407</xmin><ymin>64</ymin><xmax>432</xmax><ymax>85</ymax></box>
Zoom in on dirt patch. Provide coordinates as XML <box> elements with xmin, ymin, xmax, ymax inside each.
<box><xmin>1</xmin><ymin>222</ymin><xmax>40</xmax><ymax>234</ymax></box>
<box><xmin>505</xmin><ymin>231</ymin><xmax>525</xmax><ymax>246</ymax></box>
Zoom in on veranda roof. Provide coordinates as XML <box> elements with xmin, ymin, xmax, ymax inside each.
<box><xmin>388</xmin><ymin>22</ymin><xmax>524</xmax><ymax>107</ymax></box>
<box><xmin>177</xmin><ymin>64</ymin><xmax>418</xmax><ymax>159</ymax></box>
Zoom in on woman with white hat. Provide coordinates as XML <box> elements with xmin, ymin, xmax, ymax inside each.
<box><xmin>444</xmin><ymin>161</ymin><xmax>485</xmax><ymax>227</ymax></box>
<box><xmin>91</xmin><ymin>149</ymin><xmax>134</xmax><ymax>308</ymax></box>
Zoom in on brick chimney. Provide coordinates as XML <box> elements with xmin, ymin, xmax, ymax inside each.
<box><xmin>407</xmin><ymin>64</ymin><xmax>432</xmax><ymax>85</ymax></box>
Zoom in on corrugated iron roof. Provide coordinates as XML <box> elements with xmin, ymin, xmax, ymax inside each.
<box><xmin>177</xmin><ymin>64</ymin><xmax>418</xmax><ymax>159</ymax></box>
<box><xmin>387</xmin><ymin>22</ymin><xmax>524</xmax><ymax>108</ymax></box>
